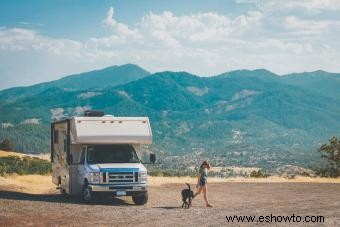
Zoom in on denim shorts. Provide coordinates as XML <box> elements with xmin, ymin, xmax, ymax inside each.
<box><xmin>199</xmin><ymin>177</ymin><xmax>207</xmax><ymax>186</ymax></box>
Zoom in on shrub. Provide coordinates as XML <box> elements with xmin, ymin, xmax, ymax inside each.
<box><xmin>313</xmin><ymin>166</ymin><xmax>340</xmax><ymax>178</ymax></box>
<box><xmin>250</xmin><ymin>170</ymin><xmax>270</xmax><ymax>178</ymax></box>
<box><xmin>0</xmin><ymin>155</ymin><xmax>51</xmax><ymax>175</ymax></box>
<box><xmin>300</xmin><ymin>171</ymin><xmax>311</xmax><ymax>177</ymax></box>
<box><xmin>318</xmin><ymin>137</ymin><xmax>340</xmax><ymax>177</ymax></box>
<box><xmin>0</xmin><ymin>138</ymin><xmax>13</xmax><ymax>151</ymax></box>
<box><xmin>148</xmin><ymin>168</ymin><xmax>197</xmax><ymax>177</ymax></box>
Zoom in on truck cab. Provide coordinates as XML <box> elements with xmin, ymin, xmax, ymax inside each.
<box><xmin>51</xmin><ymin>111</ymin><xmax>155</xmax><ymax>204</ymax></box>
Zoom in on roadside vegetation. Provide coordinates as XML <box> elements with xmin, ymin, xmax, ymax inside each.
<box><xmin>0</xmin><ymin>136</ymin><xmax>338</xmax><ymax>178</ymax></box>
<box><xmin>250</xmin><ymin>169</ymin><xmax>270</xmax><ymax>178</ymax></box>
<box><xmin>149</xmin><ymin>167</ymin><xmax>272</xmax><ymax>178</ymax></box>
<box><xmin>0</xmin><ymin>155</ymin><xmax>51</xmax><ymax>175</ymax></box>
<box><xmin>313</xmin><ymin>136</ymin><xmax>340</xmax><ymax>177</ymax></box>
<box><xmin>149</xmin><ymin>168</ymin><xmax>198</xmax><ymax>177</ymax></box>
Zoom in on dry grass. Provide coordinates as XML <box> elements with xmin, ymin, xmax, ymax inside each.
<box><xmin>0</xmin><ymin>150</ymin><xmax>25</xmax><ymax>157</ymax></box>
<box><xmin>0</xmin><ymin>174</ymin><xmax>55</xmax><ymax>194</ymax></box>
<box><xmin>148</xmin><ymin>176</ymin><xmax>340</xmax><ymax>186</ymax></box>
<box><xmin>0</xmin><ymin>175</ymin><xmax>339</xmax><ymax>195</ymax></box>
<box><xmin>0</xmin><ymin>150</ymin><xmax>50</xmax><ymax>160</ymax></box>
<box><xmin>1</xmin><ymin>150</ymin><xmax>339</xmax><ymax>194</ymax></box>
<box><xmin>0</xmin><ymin>150</ymin><xmax>53</xmax><ymax>194</ymax></box>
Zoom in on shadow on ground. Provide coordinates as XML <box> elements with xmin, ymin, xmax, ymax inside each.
<box><xmin>152</xmin><ymin>206</ymin><xmax>180</xmax><ymax>209</ymax></box>
<box><xmin>0</xmin><ymin>190</ymin><xmax>132</xmax><ymax>206</ymax></box>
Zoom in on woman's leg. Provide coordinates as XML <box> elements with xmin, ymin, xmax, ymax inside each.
<box><xmin>193</xmin><ymin>186</ymin><xmax>202</xmax><ymax>198</ymax></box>
<box><xmin>202</xmin><ymin>185</ymin><xmax>212</xmax><ymax>207</ymax></box>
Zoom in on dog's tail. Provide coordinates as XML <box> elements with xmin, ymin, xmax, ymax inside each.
<box><xmin>186</xmin><ymin>183</ymin><xmax>190</xmax><ymax>190</ymax></box>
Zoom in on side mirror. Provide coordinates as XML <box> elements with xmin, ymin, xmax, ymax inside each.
<box><xmin>150</xmin><ymin>153</ymin><xmax>156</xmax><ymax>164</ymax></box>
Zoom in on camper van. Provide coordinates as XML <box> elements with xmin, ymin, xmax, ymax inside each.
<box><xmin>51</xmin><ymin>111</ymin><xmax>155</xmax><ymax>204</ymax></box>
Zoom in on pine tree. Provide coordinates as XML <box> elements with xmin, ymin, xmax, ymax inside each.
<box><xmin>0</xmin><ymin>138</ymin><xmax>13</xmax><ymax>151</ymax></box>
<box><xmin>319</xmin><ymin>137</ymin><xmax>340</xmax><ymax>177</ymax></box>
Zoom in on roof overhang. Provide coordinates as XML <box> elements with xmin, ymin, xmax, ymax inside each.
<box><xmin>70</xmin><ymin>117</ymin><xmax>152</xmax><ymax>144</ymax></box>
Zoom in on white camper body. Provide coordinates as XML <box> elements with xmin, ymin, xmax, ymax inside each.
<box><xmin>51</xmin><ymin>114</ymin><xmax>154</xmax><ymax>204</ymax></box>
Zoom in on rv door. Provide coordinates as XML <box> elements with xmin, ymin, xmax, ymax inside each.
<box><xmin>77</xmin><ymin>146</ymin><xmax>86</xmax><ymax>186</ymax></box>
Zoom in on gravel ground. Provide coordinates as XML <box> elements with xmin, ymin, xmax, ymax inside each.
<box><xmin>0</xmin><ymin>182</ymin><xmax>339</xmax><ymax>226</ymax></box>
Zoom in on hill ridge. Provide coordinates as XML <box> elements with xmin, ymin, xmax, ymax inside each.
<box><xmin>1</xmin><ymin>65</ymin><xmax>340</xmax><ymax>170</ymax></box>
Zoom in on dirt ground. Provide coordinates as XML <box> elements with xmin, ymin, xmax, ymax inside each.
<box><xmin>0</xmin><ymin>176</ymin><xmax>339</xmax><ymax>226</ymax></box>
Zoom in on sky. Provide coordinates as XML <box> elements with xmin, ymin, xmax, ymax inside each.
<box><xmin>1</xmin><ymin>0</ymin><xmax>340</xmax><ymax>89</ymax></box>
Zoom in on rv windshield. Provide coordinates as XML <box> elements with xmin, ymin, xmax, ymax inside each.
<box><xmin>86</xmin><ymin>145</ymin><xmax>140</xmax><ymax>164</ymax></box>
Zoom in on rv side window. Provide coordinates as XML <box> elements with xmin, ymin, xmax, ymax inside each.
<box><xmin>63</xmin><ymin>139</ymin><xmax>67</xmax><ymax>152</ymax></box>
<box><xmin>53</xmin><ymin>130</ymin><xmax>59</xmax><ymax>144</ymax></box>
<box><xmin>62</xmin><ymin>131</ymin><xmax>67</xmax><ymax>152</ymax></box>
<box><xmin>79</xmin><ymin>147</ymin><xmax>86</xmax><ymax>164</ymax></box>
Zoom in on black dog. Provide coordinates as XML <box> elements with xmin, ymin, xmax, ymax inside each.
<box><xmin>181</xmin><ymin>183</ymin><xmax>194</xmax><ymax>208</ymax></box>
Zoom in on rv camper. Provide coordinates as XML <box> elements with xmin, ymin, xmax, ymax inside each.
<box><xmin>51</xmin><ymin>111</ymin><xmax>155</xmax><ymax>204</ymax></box>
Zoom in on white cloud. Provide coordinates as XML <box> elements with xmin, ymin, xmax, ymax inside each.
<box><xmin>269</xmin><ymin>0</ymin><xmax>340</xmax><ymax>13</ymax></box>
<box><xmin>103</xmin><ymin>6</ymin><xmax>140</xmax><ymax>38</ymax></box>
<box><xmin>1</xmin><ymin>4</ymin><xmax>340</xmax><ymax>89</ymax></box>
<box><xmin>104</xmin><ymin>6</ymin><xmax>116</xmax><ymax>27</ymax></box>
<box><xmin>237</xmin><ymin>0</ymin><xmax>340</xmax><ymax>13</ymax></box>
<box><xmin>284</xmin><ymin>16</ymin><xmax>340</xmax><ymax>36</ymax></box>
<box><xmin>0</xmin><ymin>27</ymin><xmax>82</xmax><ymax>55</ymax></box>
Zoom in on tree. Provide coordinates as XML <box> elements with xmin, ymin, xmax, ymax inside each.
<box><xmin>250</xmin><ymin>169</ymin><xmax>270</xmax><ymax>178</ymax></box>
<box><xmin>0</xmin><ymin>138</ymin><xmax>13</xmax><ymax>151</ymax></box>
<box><xmin>319</xmin><ymin>137</ymin><xmax>340</xmax><ymax>177</ymax></box>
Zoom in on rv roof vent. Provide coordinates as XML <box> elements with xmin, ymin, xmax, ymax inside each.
<box><xmin>84</xmin><ymin>110</ymin><xmax>105</xmax><ymax>117</ymax></box>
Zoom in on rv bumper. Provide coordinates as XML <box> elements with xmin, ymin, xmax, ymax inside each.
<box><xmin>88</xmin><ymin>184</ymin><xmax>147</xmax><ymax>196</ymax></box>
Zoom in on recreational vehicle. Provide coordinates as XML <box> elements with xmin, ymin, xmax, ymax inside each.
<box><xmin>51</xmin><ymin>111</ymin><xmax>155</xmax><ymax>204</ymax></box>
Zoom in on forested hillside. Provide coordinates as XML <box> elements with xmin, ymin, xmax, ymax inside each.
<box><xmin>1</xmin><ymin>64</ymin><xmax>340</xmax><ymax>170</ymax></box>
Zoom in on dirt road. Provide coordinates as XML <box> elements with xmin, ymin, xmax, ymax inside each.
<box><xmin>0</xmin><ymin>178</ymin><xmax>339</xmax><ymax>227</ymax></box>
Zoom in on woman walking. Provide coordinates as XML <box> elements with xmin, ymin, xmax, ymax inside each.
<box><xmin>193</xmin><ymin>160</ymin><xmax>213</xmax><ymax>207</ymax></box>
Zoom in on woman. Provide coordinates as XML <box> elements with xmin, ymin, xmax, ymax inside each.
<box><xmin>193</xmin><ymin>160</ymin><xmax>213</xmax><ymax>207</ymax></box>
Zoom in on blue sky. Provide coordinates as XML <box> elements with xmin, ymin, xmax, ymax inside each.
<box><xmin>0</xmin><ymin>0</ymin><xmax>251</xmax><ymax>39</ymax></box>
<box><xmin>1</xmin><ymin>0</ymin><xmax>340</xmax><ymax>89</ymax></box>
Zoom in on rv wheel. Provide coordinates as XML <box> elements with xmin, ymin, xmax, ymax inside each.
<box><xmin>60</xmin><ymin>188</ymin><xmax>66</xmax><ymax>195</ymax></box>
<box><xmin>132</xmin><ymin>193</ymin><xmax>148</xmax><ymax>205</ymax></box>
<box><xmin>82</xmin><ymin>185</ymin><xmax>94</xmax><ymax>203</ymax></box>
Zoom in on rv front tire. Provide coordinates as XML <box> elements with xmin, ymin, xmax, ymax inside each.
<box><xmin>60</xmin><ymin>188</ymin><xmax>66</xmax><ymax>195</ymax></box>
<box><xmin>132</xmin><ymin>192</ymin><xmax>148</xmax><ymax>205</ymax></box>
<box><xmin>82</xmin><ymin>185</ymin><xmax>94</xmax><ymax>203</ymax></box>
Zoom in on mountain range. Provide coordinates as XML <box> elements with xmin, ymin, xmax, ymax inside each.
<box><xmin>1</xmin><ymin>64</ymin><xmax>339</xmax><ymax>170</ymax></box>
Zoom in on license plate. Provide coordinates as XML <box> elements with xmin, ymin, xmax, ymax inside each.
<box><xmin>116</xmin><ymin>191</ymin><xmax>126</xmax><ymax>196</ymax></box>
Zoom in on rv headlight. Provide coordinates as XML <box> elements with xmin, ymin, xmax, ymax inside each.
<box><xmin>139</xmin><ymin>171</ymin><xmax>147</xmax><ymax>183</ymax></box>
<box><xmin>88</xmin><ymin>172</ymin><xmax>100</xmax><ymax>183</ymax></box>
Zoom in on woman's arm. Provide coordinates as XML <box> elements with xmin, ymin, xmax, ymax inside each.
<box><xmin>196</xmin><ymin>173</ymin><xmax>201</xmax><ymax>188</ymax></box>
